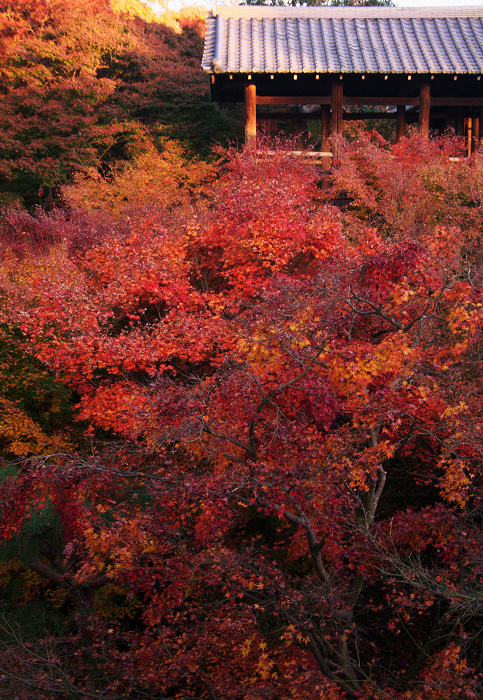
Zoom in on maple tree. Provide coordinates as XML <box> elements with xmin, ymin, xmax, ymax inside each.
<box><xmin>0</xmin><ymin>0</ymin><xmax>235</xmax><ymax>208</ymax></box>
<box><xmin>0</xmin><ymin>137</ymin><xmax>483</xmax><ymax>700</ymax></box>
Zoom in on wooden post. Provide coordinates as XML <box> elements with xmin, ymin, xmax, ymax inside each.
<box><xmin>245</xmin><ymin>83</ymin><xmax>256</xmax><ymax>148</ymax></box>
<box><xmin>467</xmin><ymin>117</ymin><xmax>473</xmax><ymax>156</ymax></box>
<box><xmin>396</xmin><ymin>105</ymin><xmax>406</xmax><ymax>142</ymax></box>
<box><xmin>320</xmin><ymin>104</ymin><xmax>331</xmax><ymax>169</ymax></box>
<box><xmin>419</xmin><ymin>83</ymin><xmax>430</xmax><ymax>138</ymax></box>
<box><xmin>475</xmin><ymin>113</ymin><xmax>481</xmax><ymax>152</ymax></box>
<box><xmin>320</xmin><ymin>104</ymin><xmax>331</xmax><ymax>151</ymax></box>
<box><xmin>331</xmin><ymin>80</ymin><xmax>343</xmax><ymax>137</ymax></box>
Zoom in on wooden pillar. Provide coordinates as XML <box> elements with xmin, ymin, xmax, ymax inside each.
<box><xmin>331</xmin><ymin>80</ymin><xmax>343</xmax><ymax>137</ymax></box>
<box><xmin>396</xmin><ymin>105</ymin><xmax>406</xmax><ymax>142</ymax></box>
<box><xmin>475</xmin><ymin>108</ymin><xmax>483</xmax><ymax>151</ymax></box>
<box><xmin>245</xmin><ymin>83</ymin><xmax>256</xmax><ymax>148</ymax></box>
<box><xmin>467</xmin><ymin>117</ymin><xmax>473</xmax><ymax>156</ymax></box>
<box><xmin>320</xmin><ymin>104</ymin><xmax>331</xmax><ymax>152</ymax></box>
<box><xmin>419</xmin><ymin>83</ymin><xmax>430</xmax><ymax>138</ymax></box>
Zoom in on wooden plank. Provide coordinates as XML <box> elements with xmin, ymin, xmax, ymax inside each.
<box><xmin>396</xmin><ymin>105</ymin><xmax>406</xmax><ymax>142</ymax></box>
<box><xmin>245</xmin><ymin>83</ymin><xmax>257</xmax><ymax>147</ymax></box>
<box><xmin>419</xmin><ymin>83</ymin><xmax>430</xmax><ymax>138</ymax></box>
<box><xmin>262</xmin><ymin>150</ymin><xmax>332</xmax><ymax>158</ymax></box>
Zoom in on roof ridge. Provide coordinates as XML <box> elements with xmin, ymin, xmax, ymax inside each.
<box><xmin>211</xmin><ymin>5</ymin><xmax>483</xmax><ymax>20</ymax></box>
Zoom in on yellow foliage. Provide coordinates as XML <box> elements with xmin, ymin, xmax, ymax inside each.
<box><xmin>62</xmin><ymin>143</ymin><xmax>216</xmax><ymax>219</ymax></box>
<box><xmin>111</xmin><ymin>0</ymin><xmax>160</xmax><ymax>21</ymax></box>
<box><xmin>0</xmin><ymin>398</ymin><xmax>71</xmax><ymax>457</ymax></box>
<box><xmin>110</xmin><ymin>1</ymin><xmax>206</xmax><ymax>34</ymax></box>
<box><xmin>45</xmin><ymin>585</ymin><xmax>70</xmax><ymax>609</ymax></box>
<box><xmin>438</xmin><ymin>457</ymin><xmax>472</xmax><ymax>507</ymax></box>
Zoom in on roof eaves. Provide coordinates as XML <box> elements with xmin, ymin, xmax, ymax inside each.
<box><xmin>203</xmin><ymin>8</ymin><xmax>483</xmax><ymax>75</ymax></box>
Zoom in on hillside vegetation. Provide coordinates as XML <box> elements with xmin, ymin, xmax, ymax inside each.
<box><xmin>0</xmin><ymin>0</ymin><xmax>237</xmax><ymax>208</ymax></box>
<box><xmin>1</xmin><ymin>2</ymin><xmax>483</xmax><ymax>699</ymax></box>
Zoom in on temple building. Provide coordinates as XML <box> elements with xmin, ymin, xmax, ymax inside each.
<box><xmin>202</xmin><ymin>5</ymin><xmax>483</xmax><ymax>153</ymax></box>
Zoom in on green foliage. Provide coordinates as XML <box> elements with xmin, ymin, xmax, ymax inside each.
<box><xmin>0</xmin><ymin>327</ymin><xmax>73</xmax><ymax>432</ymax></box>
<box><xmin>0</xmin><ymin>501</ymin><xmax>63</xmax><ymax>567</ymax></box>
<box><xmin>0</xmin><ymin>325</ymin><xmax>75</xmax><ymax>457</ymax></box>
<box><xmin>0</xmin><ymin>599</ymin><xmax>67</xmax><ymax>642</ymax></box>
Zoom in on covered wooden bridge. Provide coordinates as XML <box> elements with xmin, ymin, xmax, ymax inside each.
<box><xmin>202</xmin><ymin>5</ymin><xmax>483</xmax><ymax>154</ymax></box>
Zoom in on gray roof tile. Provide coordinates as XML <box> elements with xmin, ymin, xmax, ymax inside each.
<box><xmin>202</xmin><ymin>6</ymin><xmax>483</xmax><ymax>75</ymax></box>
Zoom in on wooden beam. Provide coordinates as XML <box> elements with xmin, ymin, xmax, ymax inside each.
<box><xmin>396</xmin><ymin>105</ymin><xmax>406</xmax><ymax>142</ymax></box>
<box><xmin>431</xmin><ymin>97</ymin><xmax>483</xmax><ymax>107</ymax></box>
<box><xmin>258</xmin><ymin>96</ymin><xmax>420</xmax><ymax>107</ymax></box>
<box><xmin>256</xmin><ymin>96</ymin><xmax>331</xmax><ymax>105</ymax></box>
<box><xmin>255</xmin><ymin>96</ymin><xmax>483</xmax><ymax>108</ymax></box>
<box><xmin>419</xmin><ymin>83</ymin><xmax>430</xmax><ymax>138</ymax></box>
<box><xmin>245</xmin><ymin>83</ymin><xmax>257</xmax><ymax>147</ymax></box>
<box><xmin>261</xmin><ymin>150</ymin><xmax>332</xmax><ymax>160</ymax></box>
<box><xmin>347</xmin><ymin>97</ymin><xmax>483</xmax><ymax>107</ymax></box>
<box><xmin>331</xmin><ymin>80</ymin><xmax>343</xmax><ymax>136</ymax></box>
<box><xmin>343</xmin><ymin>112</ymin><xmax>396</xmax><ymax>120</ymax></box>
<box><xmin>257</xmin><ymin>111</ymin><xmax>320</xmax><ymax>120</ymax></box>
<box><xmin>344</xmin><ymin>96</ymin><xmax>419</xmax><ymax>106</ymax></box>
<box><xmin>257</xmin><ymin>111</ymin><xmax>398</xmax><ymax>120</ymax></box>
<box><xmin>467</xmin><ymin>117</ymin><xmax>473</xmax><ymax>156</ymax></box>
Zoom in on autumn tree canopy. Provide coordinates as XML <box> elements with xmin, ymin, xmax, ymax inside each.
<box><xmin>0</xmin><ymin>132</ymin><xmax>482</xmax><ymax>700</ymax></box>
<box><xmin>1</xmin><ymin>2</ymin><xmax>483</xmax><ymax>698</ymax></box>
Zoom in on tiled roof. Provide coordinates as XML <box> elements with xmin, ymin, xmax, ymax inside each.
<box><xmin>201</xmin><ymin>6</ymin><xmax>483</xmax><ymax>75</ymax></box>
